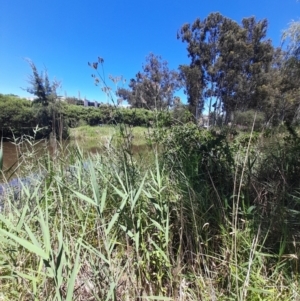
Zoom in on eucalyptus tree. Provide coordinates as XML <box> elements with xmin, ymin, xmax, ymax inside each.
<box><xmin>178</xmin><ymin>13</ymin><xmax>225</xmax><ymax>123</ymax></box>
<box><xmin>117</xmin><ymin>53</ymin><xmax>180</xmax><ymax>110</ymax></box>
<box><xmin>282</xmin><ymin>20</ymin><xmax>300</xmax><ymax>60</ymax></box>
<box><xmin>179</xmin><ymin>65</ymin><xmax>203</xmax><ymax>119</ymax></box>
<box><xmin>218</xmin><ymin>17</ymin><xmax>273</xmax><ymax>119</ymax></box>
<box><xmin>261</xmin><ymin>48</ymin><xmax>286</xmax><ymax>124</ymax></box>
<box><xmin>279</xmin><ymin>20</ymin><xmax>300</xmax><ymax>123</ymax></box>
<box><xmin>178</xmin><ymin>13</ymin><xmax>274</xmax><ymax>123</ymax></box>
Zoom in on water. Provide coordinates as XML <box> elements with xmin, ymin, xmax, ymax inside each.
<box><xmin>0</xmin><ymin>140</ymin><xmax>57</xmax><ymax>205</ymax></box>
<box><xmin>2</xmin><ymin>141</ymin><xmax>22</xmax><ymax>170</ymax></box>
<box><xmin>2</xmin><ymin>140</ymin><xmax>52</xmax><ymax>171</ymax></box>
<box><xmin>0</xmin><ymin>139</ymin><xmax>152</xmax><ymax>204</ymax></box>
<box><xmin>0</xmin><ymin>140</ymin><xmax>94</xmax><ymax>207</ymax></box>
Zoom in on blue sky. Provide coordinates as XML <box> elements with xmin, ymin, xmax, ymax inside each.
<box><xmin>1</xmin><ymin>0</ymin><xmax>299</xmax><ymax>103</ymax></box>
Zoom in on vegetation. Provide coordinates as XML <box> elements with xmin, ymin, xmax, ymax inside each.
<box><xmin>0</xmin><ymin>94</ymin><xmax>36</xmax><ymax>138</ymax></box>
<box><xmin>1</xmin><ymin>13</ymin><xmax>300</xmax><ymax>300</ymax></box>
<box><xmin>0</xmin><ymin>94</ymin><xmax>175</xmax><ymax>140</ymax></box>
<box><xmin>178</xmin><ymin>13</ymin><xmax>273</xmax><ymax>124</ymax></box>
<box><xmin>69</xmin><ymin>125</ymin><xmax>150</xmax><ymax>149</ymax></box>
<box><xmin>116</xmin><ymin>53</ymin><xmax>181</xmax><ymax>110</ymax></box>
<box><xmin>0</xmin><ymin>121</ymin><xmax>300</xmax><ymax>300</ymax></box>
<box><xmin>25</xmin><ymin>60</ymin><xmax>69</xmax><ymax>141</ymax></box>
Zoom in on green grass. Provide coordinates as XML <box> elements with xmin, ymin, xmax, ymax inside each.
<box><xmin>0</xmin><ymin>124</ymin><xmax>299</xmax><ymax>300</ymax></box>
<box><xmin>69</xmin><ymin>125</ymin><xmax>150</xmax><ymax>149</ymax></box>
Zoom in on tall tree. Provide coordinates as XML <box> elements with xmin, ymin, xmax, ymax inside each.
<box><xmin>117</xmin><ymin>53</ymin><xmax>180</xmax><ymax>110</ymax></box>
<box><xmin>282</xmin><ymin>20</ymin><xmax>300</xmax><ymax>60</ymax></box>
<box><xmin>178</xmin><ymin>13</ymin><xmax>225</xmax><ymax>123</ymax></box>
<box><xmin>178</xmin><ymin>13</ymin><xmax>274</xmax><ymax>122</ymax></box>
<box><xmin>217</xmin><ymin>17</ymin><xmax>273</xmax><ymax>119</ymax></box>
<box><xmin>277</xmin><ymin>21</ymin><xmax>300</xmax><ymax>124</ymax></box>
<box><xmin>261</xmin><ymin>48</ymin><xmax>286</xmax><ymax>124</ymax></box>
<box><xmin>179</xmin><ymin>65</ymin><xmax>203</xmax><ymax>119</ymax></box>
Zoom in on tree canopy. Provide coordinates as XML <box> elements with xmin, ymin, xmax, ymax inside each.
<box><xmin>178</xmin><ymin>13</ymin><xmax>274</xmax><ymax>122</ymax></box>
<box><xmin>25</xmin><ymin>59</ymin><xmax>61</xmax><ymax>106</ymax></box>
<box><xmin>117</xmin><ymin>53</ymin><xmax>181</xmax><ymax>110</ymax></box>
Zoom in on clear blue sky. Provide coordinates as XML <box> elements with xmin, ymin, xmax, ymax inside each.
<box><xmin>0</xmin><ymin>0</ymin><xmax>299</xmax><ymax>103</ymax></box>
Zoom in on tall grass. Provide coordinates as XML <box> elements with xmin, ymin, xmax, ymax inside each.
<box><xmin>0</xmin><ymin>61</ymin><xmax>299</xmax><ymax>299</ymax></box>
<box><xmin>0</xmin><ymin>123</ymin><xmax>299</xmax><ymax>300</ymax></box>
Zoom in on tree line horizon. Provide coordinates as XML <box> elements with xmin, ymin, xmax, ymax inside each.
<box><xmin>111</xmin><ymin>12</ymin><xmax>300</xmax><ymax>126</ymax></box>
<box><xmin>2</xmin><ymin>12</ymin><xmax>300</xmax><ymax>135</ymax></box>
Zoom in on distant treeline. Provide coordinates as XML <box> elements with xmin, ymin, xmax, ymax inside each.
<box><xmin>0</xmin><ymin>94</ymin><xmax>191</xmax><ymax>139</ymax></box>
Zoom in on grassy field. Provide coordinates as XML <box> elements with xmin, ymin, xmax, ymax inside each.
<box><xmin>0</xmin><ymin>123</ymin><xmax>299</xmax><ymax>300</ymax></box>
<box><xmin>69</xmin><ymin>125</ymin><xmax>151</xmax><ymax>149</ymax></box>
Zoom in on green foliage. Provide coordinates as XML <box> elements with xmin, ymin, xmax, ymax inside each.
<box><xmin>251</xmin><ymin>124</ymin><xmax>300</xmax><ymax>254</ymax></box>
<box><xmin>157</xmin><ymin>123</ymin><xmax>234</xmax><ymax>197</ymax></box>
<box><xmin>25</xmin><ymin>59</ymin><xmax>60</xmax><ymax>106</ymax></box>
<box><xmin>0</xmin><ymin>93</ymin><xmax>176</xmax><ymax>140</ymax></box>
<box><xmin>64</xmin><ymin>104</ymin><xmax>172</xmax><ymax>128</ymax></box>
<box><xmin>172</xmin><ymin>103</ymin><xmax>192</xmax><ymax>124</ymax></box>
<box><xmin>234</xmin><ymin>110</ymin><xmax>265</xmax><ymax>131</ymax></box>
<box><xmin>116</xmin><ymin>53</ymin><xmax>181</xmax><ymax>110</ymax></box>
<box><xmin>0</xmin><ymin>124</ymin><xmax>300</xmax><ymax>299</ymax></box>
<box><xmin>4</xmin><ymin>23</ymin><xmax>300</xmax><ymax>298</ymax></box>
<box><xmin>179</xmin><ymin>65</ymin><xmax>203</xmax><ymax>118</ymax></box>
<box><xmin>178</xmin><ymin>13</ymin><xmax>274</xmax><ymax>121</ymax></box>
<box><xmin>0</xmin><ymin>94</ymin><xmax>35</xmax><ymax>138</ymax></box>
<box><xmin>22</xmin><ymin>60</ymin><xmax>69</xmax><ymax>140</ymax></box>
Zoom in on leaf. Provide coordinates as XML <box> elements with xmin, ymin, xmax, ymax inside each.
<box><xmin>131</xmin><ymin>173</ymin><xmax>147</xmax><ymax>212</ymax></box>
<box><xmin>105</xmin><ymin>195</ymin><xmax>128</xmax><ymax>236</ymax></box>
<box><xmin>100</xmin><ymin>186</ymin><xmax>107</xmax><ymax>215</ymax></box>
<box><xmin>0</xmin><ymin>228</ymin><xmax>48</xmax><ymax>260</ymax></box>
<box><xmin>80</xmin><ymin>241</ymin><xmax>109</xmax><ymax>265</ymax></box>
<box><xmin>38</xmin><ymin>198</ymin><xmax>51</xmax><ymax>255</ymax></box>
<box><xmin>16</xmin><ymin>204</ymin><xmax>29</xmax><ymax>232</ymax></box>
<box><xmin>0</xmin><ymin>213</ymin><xmax>15</xmax><ymax>230</ymax></box>
<box><xmin>148</xmin><ymin>216</ymin><xmax>164</xmax><ymax>232</ymax></box>
<box><xmin>89</xmin><ymin>161</ymin><xmax>101</xmax><ymax>205</ymax></box>
<box><xmin>71</xmin><ymin>190</ymin><xmax>97</xmax><ymax>206</ymax></box>
<box><xmin>247</xmin><ymin>287</ymin><xmax>274</xmax><ymax>294</ymax></box>
<box><xmin>24</xmin><ymin>223</ymin><xmax>43</xmax><ymax>251</ymax></box>
<box><xmin>119</xmin><ymin>225</ymin><xmax>134</xmax><ymax>239</ymax></box>
<box><xmin>66</xmin><ymin>247</ymin><xmax>82</xmax><ymax>301</ymax></box>
<box><xmin>149</xmin><ymin>239</ymin><xmax>169</xmax><ymax>264</ymax></box>
<box><xmin>14</xmin><ymin>271</ymin><xmax>38</xmax><ymax>282</ymax></box>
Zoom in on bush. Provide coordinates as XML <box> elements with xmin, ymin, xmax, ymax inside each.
<box><xmin>251</xmin><ymin>124</ymin><xmax>300</xmax><ymax>254</ymax></box>
<box><xmin>159</xmin><ymin>123</ymin><xmax>234</xmax><ymax>191</ymax></box>
<box><xmin>0</xmin><ymin>94</ymin><xmax>36</xmax><ymax>138</ymax></box>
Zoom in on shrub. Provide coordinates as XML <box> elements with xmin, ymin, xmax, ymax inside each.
<box><xmin>251</xmin><ymin>124</ymin><xmax>300</xmax><ymax>255</ymax></box>
<box><xmin>0</xmin><ymin>94</ymin><xmax>36</xmax><ymax>138</ymax></box>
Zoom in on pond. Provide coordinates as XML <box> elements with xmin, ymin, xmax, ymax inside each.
<box><xmin>0</xmin><ymin>139</ymin><xmax>96</xmax><ymax>204</ymax></box>
<box><xmin>1</xmin><ymin>138</ymin><xmax>153</xmax><ymax>176</ymax></box>
<box><xmin>2</xmin><ymin>140</ymin><xmax>67</xmax><ymax>172</ymax></box>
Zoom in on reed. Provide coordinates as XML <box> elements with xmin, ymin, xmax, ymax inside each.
<box><xmin>0</xmin><ymin>61</ymin><xmax>299</xmax><ymax>300</ymax></box>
